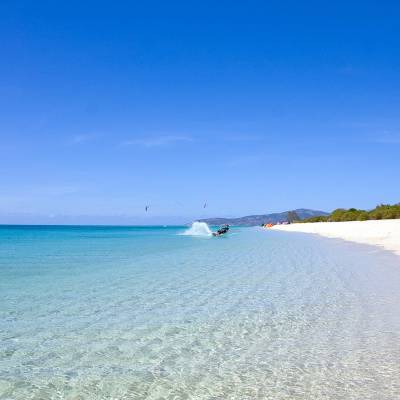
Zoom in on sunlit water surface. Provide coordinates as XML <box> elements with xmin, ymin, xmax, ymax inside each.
<box><xmin>1</xmin><ymin>225</ymin><xmax>400</xmax><ymax>399</ymax></box>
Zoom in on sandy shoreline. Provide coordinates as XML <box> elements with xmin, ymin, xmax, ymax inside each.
<box><xmin>273</xmin><ymin>219</ymin><xmax>400</xmax><ymax>257</ymax></box>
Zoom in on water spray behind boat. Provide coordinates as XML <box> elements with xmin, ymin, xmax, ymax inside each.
<box><xmin>181</xmin><ymin>222</ymin><xmax>212</xmax><ymax>236</ymax></box>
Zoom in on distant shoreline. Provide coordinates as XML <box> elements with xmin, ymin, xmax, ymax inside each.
<box><xmin>273</xmin><ymin>219</ymin><xmax>400</xmax><ymax>257</ymax></box>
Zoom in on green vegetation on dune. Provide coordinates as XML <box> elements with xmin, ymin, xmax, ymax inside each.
<box><xmin>299</xmin><ymin>215</ymin><xmax>330</xmax><ymax>223</ymax></box>
<box><xmin>300</xmin><ymin>203</ymin><xmax>400</xmax><ymax>223</ymax></box>
<box><xmin>368</xmin><ymin>204</ymin><xmax>400</xmax><ymax>220</ymax></box>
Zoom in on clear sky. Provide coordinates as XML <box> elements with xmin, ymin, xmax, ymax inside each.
<box><xmin>1</xmin><ymin>1</ymin><xmax>399</xmax><ymax>224</ymax></box>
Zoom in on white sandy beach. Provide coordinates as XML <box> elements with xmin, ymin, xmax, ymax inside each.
<box><xmin>273</xmin><ymin>219</ymin><xmax>400</xmax><ymax>256</ymax></box>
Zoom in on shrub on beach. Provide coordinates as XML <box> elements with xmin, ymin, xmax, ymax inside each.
<box><xmin>300</xmin><ymin>203</ymin><xmax>400</xmax><ymax>223</ymax></box>
<box><xmin>356</xmin><ymin>211</ymin><xmax>370</xmax><ymax>221</ymax></box>
<box><xmin>299</xmin><ymin>215</ymin><xmax>329</xmax><ymax>223</ymax></box>
<box><xmin>369</xmin><ymin>204</ymin><xmax>400</xmax><ymax>220</ymax></box>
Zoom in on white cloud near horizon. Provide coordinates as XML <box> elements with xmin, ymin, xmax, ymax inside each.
<box><xmin>121</xmin><ymin>135</ymin><xmax>193</xmax><ymax>148</ymax></box>
<box><xmin>222</xmin><ymin>134</ymin><xmax>265</xmax><ymax>142</ymax></box>
<box><xmin>226</xmin><ymin>154</ymin><xmax>266</xmax><ymax>167</ymax></box>
<box><xmin>71</xmin><ymin>134</ymin><xmax>97</xmax><ymax>144</ymax></box>
<box><xmin>0</xmin><ymin>184</ymin><xmax>80</xmax><ymax>199</ymax></box>
<box><xmin>367</xmin><ymin>131</ymin><xmax>400</xmax><ymax>144</ymax></box>
<box><xmin>371</xmin><ymin>136</ymin><xmax>400</xmax><ymax>144</ymax></box>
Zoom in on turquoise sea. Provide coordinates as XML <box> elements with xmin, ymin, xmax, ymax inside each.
<box><xmin>1</xmin><ymin>225</ymin><xmax>400</xmax><ymax>399</ymax></box>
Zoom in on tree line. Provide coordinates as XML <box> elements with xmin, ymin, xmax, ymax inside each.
<box><xmin>300</xmin><ymin>203</ymin><xmax>400</xmax><ymax>223</ymax></box>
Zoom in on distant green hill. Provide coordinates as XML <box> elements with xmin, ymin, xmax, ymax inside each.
<box><xmin>300</xmin><ymin>203</ymin><xmax>400</xmax><ymax>223</ymax></box>
<box><xmin>198</xmin><ymin>208</ymin><xmax>329</xmax><ymax>226</ymax></box>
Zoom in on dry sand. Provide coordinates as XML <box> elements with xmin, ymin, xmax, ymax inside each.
<box><xmin>273</xmin><ymin>219</ymin><xmax>400</xmax><ymax>256</ymax></box>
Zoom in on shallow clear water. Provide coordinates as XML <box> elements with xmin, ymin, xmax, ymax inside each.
<box><xmin>1</xmin><ymin>225</ymin><xmax>400</xmax><ymax>399</ymax></box>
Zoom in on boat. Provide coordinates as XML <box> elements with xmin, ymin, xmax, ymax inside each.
<box><xmin>212</xmin><ymin>224</ymin><xmax>230</xmax><ymax>236</ymax></box>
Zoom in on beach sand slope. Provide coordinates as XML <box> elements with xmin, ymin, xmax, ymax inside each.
<box><xmin>273</xmin><ymin>219</ymin><xmax>400</xmax><ymax>256</ymax></box>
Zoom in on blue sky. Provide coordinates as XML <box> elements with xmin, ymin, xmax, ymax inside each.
<box><xmin>1</xmin><ymin>1</ymin><xmax>399</xmax><ymax>223</ymax></box>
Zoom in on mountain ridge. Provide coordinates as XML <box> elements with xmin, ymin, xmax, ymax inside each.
<box><xmin>197</xmin><ymin>208</ymin><xmax>329</xmax><ymax>226</ymax></box>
